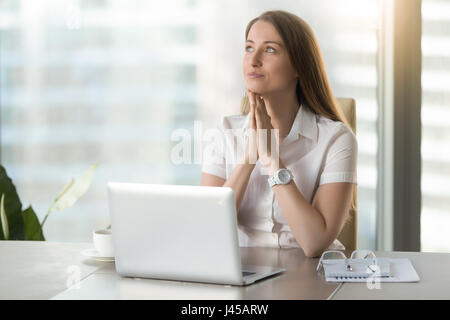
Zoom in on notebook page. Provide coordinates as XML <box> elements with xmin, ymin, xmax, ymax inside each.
<box><xmin>324</xmin><ymin>258</ymin><xmax>420</xmax><ymax>283</ymax></box>
<box><xmin>323</xmin><ymin>258</ymin><xmax>390</xmax><ymax>279</ymax></box>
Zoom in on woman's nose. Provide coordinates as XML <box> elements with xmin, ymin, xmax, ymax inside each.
<box><xmin>250</xmin><ymin>50</ymin><xmax>262</xmax><ymax>67</ymax></box>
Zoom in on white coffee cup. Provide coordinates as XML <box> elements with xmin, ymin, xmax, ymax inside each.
<box><xmin>93</xmin><ymin>229</ymin><xmax>114</xmax><ymax>257</ymax></box>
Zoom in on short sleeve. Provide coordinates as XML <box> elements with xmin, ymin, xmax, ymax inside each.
<box><xmin>201</xmin><ymin>122</ymin><xmax>227</xmax><ymax>179</ymax></box>
<box><xmin>319</xmin><ymin>128</ymin><xmax>358</xmax><ymax>185</ymax></box>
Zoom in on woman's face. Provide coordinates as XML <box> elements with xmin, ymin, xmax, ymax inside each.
<box><xmin>243</xmin><ymin>20</ymin><xmax>298</xmax><ymax>96</ymax></box>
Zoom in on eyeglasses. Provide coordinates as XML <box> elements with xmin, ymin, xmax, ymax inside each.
<box><xmin>316</xmin><ymin>250</ymin><xmax>378</xmax><ymax>274</ymax></box>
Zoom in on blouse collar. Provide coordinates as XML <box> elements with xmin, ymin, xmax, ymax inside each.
<box><xmin>242</xmin><ymin>104</ymin><xmax>318</xmax><ymax>144</ymax></box>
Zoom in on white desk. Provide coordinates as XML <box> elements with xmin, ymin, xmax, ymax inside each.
<box><xmin>0</xmin><ymin>241</ymin><xmax>101</xmax><ymax>299</ymax></box>
<box><xmin>1</xmin><ymin>241</ymin><xmax>450</xmax><ymax>300</ymax></box>
<box><xmin>0</xmin><ymin>241</ymin><xmax>338</xmax><ymax>300</ymax></box>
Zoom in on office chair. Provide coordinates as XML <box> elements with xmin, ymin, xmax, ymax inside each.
<box><xmin>335</xmin><ymin>97</ymin><xmax>358</xmax><ymax>251</ymax></box>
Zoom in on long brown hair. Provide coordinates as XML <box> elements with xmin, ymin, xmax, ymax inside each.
<box><xmin>241</xmin><ymin>10</ymin><xmax>357</xmax><ymax>213</ymax></box>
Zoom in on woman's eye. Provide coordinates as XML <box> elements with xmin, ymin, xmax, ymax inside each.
<box><xmin>245</xmin><ymin>46</ymin><xmax>275</xmax><ymax>53</ymax></box>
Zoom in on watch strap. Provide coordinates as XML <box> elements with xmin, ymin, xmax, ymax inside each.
<box><xmin>268</xmin><ymin>175</ymin><xmax>278</xmax><ymax>188</ymax></box>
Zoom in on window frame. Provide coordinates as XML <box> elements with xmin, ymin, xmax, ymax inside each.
<box><xmin>377</xmin><ymin>0</ymin><xmax>422</xmax><ymax>251</ymax></box>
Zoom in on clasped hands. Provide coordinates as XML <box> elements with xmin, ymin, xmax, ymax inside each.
<box><xmin>243</xmin><ymin>89</ymin><xmax>282</xmax><ymax>176</ymax></box>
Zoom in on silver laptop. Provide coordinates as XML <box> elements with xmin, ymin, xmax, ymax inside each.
<box><xmin>107</xmin><ymin>182</ymin><xmax>285</xmax><ymax>286</ymax></box>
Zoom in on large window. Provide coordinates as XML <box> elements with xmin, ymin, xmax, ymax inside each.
<box><xmin>1</xmin><ymin>0</ymin><xmax>379</xmax><ymax>248</ymax></box>
<box><xmin>421</xmin><ymin>0</ymin><xmax>450</xmax><ymax>252</ymax></box>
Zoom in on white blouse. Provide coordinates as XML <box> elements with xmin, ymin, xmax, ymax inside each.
<box><xmin>201</xmin><ymin>104</ymin><xmax>358</xmax><ymax>250</ymax></box>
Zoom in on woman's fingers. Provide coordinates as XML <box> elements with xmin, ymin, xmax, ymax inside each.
<box><xmin>254</xmin><ymin>95</ymin><xmax>267</xmax><ymax>129</ymax></box>
<box><xmin>247</xmin><ymin>90</ymin><xmax>272</xmax><ymax>130</ymax></box>
<box><xmin>259</xmin><ymin>95</ymin><xmax>268</xmax><ymax>116</ymax></box>
<box><xmin>245</xmin><ymin>90</ymin><xmax>277</xmax><ymax>167</ymax></box>
<box><xmin>247</xmin><ymin>89</ymin><xmax>256</xmax><ymax>111</ymax></box>
<box><xmin>254</xmin><ymin>99</ymin><xmax>262</xmax><ymax>127</ymax></box>
<box><xmin>252</xmin><ymin>95</ymin><xmax>272</xmax><ymax>161</ymax></box>
<box><xmin>249</xmin><ymin>95</ymin><xmax>256</xmax><ymax>129</ymax></box>
<box><xmin>247</xmin><ymin>90</ymin><xmax>257</xmax><ymax>130</ymax></box>
<box><xmin>246</xmin><ymin>90</ymin><xmax>258</xmax><ymax>163</ymax></box>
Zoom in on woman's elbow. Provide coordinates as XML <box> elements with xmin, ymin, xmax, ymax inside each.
<box><xmin>301</xmin><ymin>232</ymin><xmax>342</xmax><ymax>258</ymax></box>
<box><xmin>302</xmin><ymin>247</ymin><xmax>324</xmax><ymax>258</ymax></box>
<box><xmin>301</xmin><ymin>241</ymin><xmax>332</xmax><ymax>258</ymax></box>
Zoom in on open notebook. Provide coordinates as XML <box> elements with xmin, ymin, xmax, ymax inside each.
<box><xmin>322</xmin><ymin>258</ymin><xmax>420</xmax><ymax>283</ymax></box>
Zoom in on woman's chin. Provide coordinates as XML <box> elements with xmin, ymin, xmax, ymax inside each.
<box><xmin>245</xmin><ymin>85</ymin><xmax>265</xmax><ymax>95</ymax></box>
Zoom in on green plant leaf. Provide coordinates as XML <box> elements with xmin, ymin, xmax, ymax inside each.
<box><xmin>1</xmin><ymin>194</ymin><xmax>9</xmax><ymax>240</ymax></box>
<box><xmin>47</xmin><ymin>163</ymin><xmax>98</xmax><ymax>214</ymax></box>
<box><xmin>54</xmin><ymin>178</ymin><xmax>74</xmax><ymax>203</ymax></box>
<box><xmin>22</xmin><ymin>206</ymin><xmax>45</xmax><ymax>241</ymax></box>
<box><xmin>0</xmin><ymin>165</ymin><xmax>25</xmax><ymax>240</ymax></box>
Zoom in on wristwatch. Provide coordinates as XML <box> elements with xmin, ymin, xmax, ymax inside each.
<box><xmin>268</xmin><ymin>169</ymin><xmax>293</xmax><ymax>188</ymax></box>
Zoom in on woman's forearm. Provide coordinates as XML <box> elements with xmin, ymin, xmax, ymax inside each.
<box><xmin>223</xmin><ymin>163</ymin><xmax>256</xmax><ymax>214</ymax></box>
<box><xmin>272</xmin><ymin>180</ymin><xmax>330</xmax><ymax>257</ymax></box>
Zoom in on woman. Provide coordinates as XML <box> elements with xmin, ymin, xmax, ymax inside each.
<box><xmin>200</xmin><ymin>10</ymin><xmax>358</xmax><ymax>258</ymax></box>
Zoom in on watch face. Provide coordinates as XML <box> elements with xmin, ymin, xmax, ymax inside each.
<box><xmin>278</xmin><ymin>169</ymin><xmax>291</xmax><ymax>183</ymax></box>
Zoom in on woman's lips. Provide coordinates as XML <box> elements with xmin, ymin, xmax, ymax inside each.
<box><xmin>247</xmin><ymin>72</ymin><xmax>264</xmax><ymax>79</ymax></box>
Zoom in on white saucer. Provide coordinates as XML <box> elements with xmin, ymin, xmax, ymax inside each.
<box><xmin>81</xmin><ymin>248</ymin><xmax>115</xmax><ymax>262</ymax></box>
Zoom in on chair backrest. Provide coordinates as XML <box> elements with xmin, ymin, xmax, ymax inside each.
<box><xmin>335</xmin><ymin>98</ymin><xmax>358</xmax><ymax>251</ymax></box>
